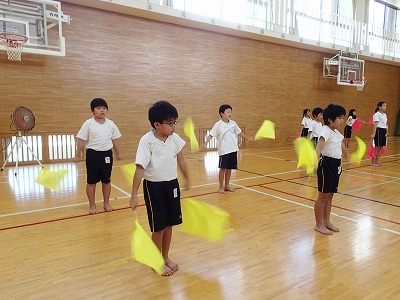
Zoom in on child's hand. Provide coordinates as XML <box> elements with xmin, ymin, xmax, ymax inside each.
<box><xmin>129</xmin><ymin>195</ymin><xmax>139</xmax><ymax>210</ymax></box>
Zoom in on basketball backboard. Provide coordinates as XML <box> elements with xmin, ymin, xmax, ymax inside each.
<box><xmin>0</xmin><ymin>0</ymin><xmax>70</xmax><ymax>58</ymax></box>
<box><xmin>323</xmin><ymin>51</ymin><xmax>366</xmax><ymax>91</ymax></box>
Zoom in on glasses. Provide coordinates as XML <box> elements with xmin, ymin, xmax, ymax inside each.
<box><xmin>162</xmin><ymin>120</ymin><xmax>178</xmax><ymax>127</ymax></box>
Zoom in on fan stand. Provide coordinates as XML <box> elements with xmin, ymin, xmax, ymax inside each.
<box><xmin>1</xmin><ymin>131</ymin><xmax>43</xmax><ymax>175</ymax></box>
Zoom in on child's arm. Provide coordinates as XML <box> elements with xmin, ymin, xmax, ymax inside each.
<box><xmin>371</xmin><ymin>122</ymin><xmax>378</xmax><ymax>139</ymax></box>
<box><xmin>315</xmin><ymin>137</ymin><xmax>325</xmax><ymax>161</ymax></box>
<box><xmin>129</xmin><ymin>165</ymin><xmax>145</xmax><ymax>210</ymax></box>
<box><xmin>307</xmin><ymin>131</ymin><xmax>312</xmax><ymax>140</ymax></box>
<box><xmin>75</xmin><ymin>138</ymin><xmax>85</xmax><ymax>161</ymax></box>
<box><xmin>341</xmin><ymin>141</ymin><xmax>349</xmax><ymax>159</ymax></box>
<box><xmin>177</xmin><ymin>152</ymin><xmax>190</xmax><ymax>189</ymax></box>
<box><xmin>239</xmin><ymin>132</ymin><xmax>253</xmax><ymax>142</ymax></box>
<box><xmin>112</xmin><ymin>138</ymin><xmax>121</xmax><ymax>160</ymax></box>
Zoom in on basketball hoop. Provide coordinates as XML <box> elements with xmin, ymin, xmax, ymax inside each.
<box><xmin>0</xmin><ymin>33</ymin><xmax>28</xmax><ymax>61</ymax></box>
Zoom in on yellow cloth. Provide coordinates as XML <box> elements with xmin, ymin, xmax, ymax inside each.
<box><xmin>350</xmin><ymin>136</ymin><xmax>367</xmax><ymax>166</ymax></box>
<box><xmin>131</xmin><ymin>219</ymin><xmax>165</xmax><ymax>276</ymax></box>
<box><xmin>183</xmin><ymin>116</ymin><xmax>200</xmax><ymax>152</ymax></box>
<box><xmin>181</xmin><ymin>198</ymin><xmax>232</xmax><ymax>242</ymax></box>
<box><xmin>35</xmin><ymin>168</ymin><xmax>68</xmax><ymax>190</ymax></box>
<box><xmin>255</xmin><ymin>120</ymin><xmax>276</xmax><ymax>140</ymax></box>
<box><xmin>294</xmin><ymin>137</ymin><xmax>318</xmax><ymax>174</ymax></box>
<box><xmin>121</xmin><ymin>163</ymin><xmax>137</xmax><ymax>185</ymax></box>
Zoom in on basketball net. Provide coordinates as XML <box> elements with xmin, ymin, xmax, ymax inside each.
<box><xmin>0</xmin><ymin>33</ymin><xmax>28</xmax><ymax>61</ymax></box>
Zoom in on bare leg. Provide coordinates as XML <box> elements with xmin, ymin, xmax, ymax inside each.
<box><xmin>224</xmin><ymin>169</ymin><xmax>235</xmax><ymax>192</ymax></box>
<box><xmin>218</xmin><ymin>169</ymin><xmax>226</xmax><ymax>193</ymax></box>
<box><xmin>102</xmin><ymin>182</ymin><xmax>113</xmax><ymax>212</ymax></box>
<box><xmin>314</xmin><ymin>192</ymin><xmax>332</xmax><ymax>235</ymax></box>
<box><xmin>323</xmin><ymin>193</ymin><xmax>339</xmax><ymax>232</ymax></box>
<box><xmin>344</xmin><ymin>138</ymin><xmax>350</xmax><ymax>150</ymax></box>
<box><xmin>152</xmin><ymin>230</ymin><xmax>174</xmax><ymax>276</ymax></box>
<box><xmin>162</xmin><ymin>226</ymin><xmax>178</xmax><ymax>272</ymax></box>
<box><xmin>86</xmin><ymin>183</ymin><xmax>98</xmax><ymax>214</ymax></box>
<box><xmin>372</xmin><ymin>146</ymin><xmax>381</xmax><ymax>166</ymax></box>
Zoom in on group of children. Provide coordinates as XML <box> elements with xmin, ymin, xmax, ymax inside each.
<box><xmin>74</xmin><ymin>97</ymin><xmax>388</xmax><ymax>275</ymax></box>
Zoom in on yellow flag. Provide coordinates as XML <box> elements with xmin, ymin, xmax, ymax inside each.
<box><xmin>131</xmin><ymin>219</ymin><xmax>165</xmax><ymax>276</ymax></box>
<box><xmin>121</xmin><ymin>163</ymin><xmax>137</xmax><ymax>186</ymax></box>
<box><xmin>350</xmin><ymin>136</ymin><xmax>366</xmax><ymax>166</ymax></box>
<box><xmin>255</xmin><ymin>120</ymin><xmax>275</xmax><ymax>140</ymax></box>
<box><xmin>35</xmin><ymin>168</ymin><xmax>68</xmax><ymax>190</ymax></box>
<box><xmin>294</xmin><ymin>137</ymin><xmax>318</xmax><ymax>174</ymax></box>
<box><xmin>183</xmin><ymin>117</ymin><xmax>200</xmax><ymax>152</ymax></box>
<box><xmin>181</xmin><ymin>198</ymin><xmax>232</xmax><ymax>242</ymax></box>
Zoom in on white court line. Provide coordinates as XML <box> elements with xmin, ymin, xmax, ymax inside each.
<box><xmin>230</xmin><ymin>182</ymin><xmax>400</xmax><ymax>235</ymax></box>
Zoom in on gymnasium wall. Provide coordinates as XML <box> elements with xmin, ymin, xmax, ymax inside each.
<box><xmin>1</xmin><ymin>3</ymin><xmax>399</xmax><ymax>158</ymax></box>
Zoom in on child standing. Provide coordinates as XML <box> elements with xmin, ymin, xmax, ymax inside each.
<box><xmin>76</xmin><ymin>98</ymin><xmax>122</xmax><ymax>215</ymax></box>
<box><xmin>300</xmin><ymin>109</ymin><xmax>312</xmax><ymax>137</ymax></box>
<box><xmin>307</xmin><ymin>107</ymin><xmax>323</xmax><ymax>147</ymax></box>
<box><xmin>343</xmin><ymin>108</ymin><xmax>358</xmax><ymax>150</ymax></box>
<box><xmin>204</xmin><ymin>104</ymin><xmax>252</xmax><ymax>194</ymax></box>
<box><xmin>129</xmin><ymin>101</ymin><xmax>189</xmax><ymax>276</ymax></box>
<box><xmin>371</xmin><ymin>101</ymin><xmax>388</xmax><ymax>166</ymax></box>
<box><xmin>314</xmin><ymin>104</ymin><xmax>347</xmax><ymax>235</ymax></box>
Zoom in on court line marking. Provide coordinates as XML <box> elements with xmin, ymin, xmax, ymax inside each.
<box><xmin>231</xmin><ymin>182</ymin><xmax>400</xmax><ymax>235</ymax></box>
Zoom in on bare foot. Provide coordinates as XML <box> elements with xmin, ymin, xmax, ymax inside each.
<box><xmin>104</xmin><ymin>203</ymin><xmax>114</xmax><ymax>212</ymax></box>
<box><xmin>324</xmin><ymin>222</ymin><xmax>340</xmax><ymax>232</ymax></box>
<box><xmin>89</xmin><ymin>207</ymin><xmax>98</xmax><ymax>215</ymax></box>
<box><xmin>165</xmin><ymin>258</ymin><xmax>179</xmax><ymax>272</ymax></box>
<box><xmin>224</xmin><ymin>187</ymin><xmax>235</xmax><ymax>192</ymax></box>
<box><xmin>153</xmin><ymin>265</ymin><xmax>174</xmax><ymax>276</ymax></box>
<box><xmin>218</xmin><ymin>188</ymin><xmax>226</xmax><ymax>194</ymax></box>
<box><xmin>371</xmin><ymin>163</ymin><xmax>380</xmax><ymax>167</ymax></box>
<box><xmin>315</xmin><ymin>224</ymin><xmax>333</xmax><ymax>235</ymax></box>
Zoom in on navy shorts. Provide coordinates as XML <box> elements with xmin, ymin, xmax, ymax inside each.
<box><xmin>374</xmin><ymin>128</ymin><xmax>387</xmax><ymax>147</ymax></box>
<box><xmin>85</xmin><ymin>149</ymin><xmax>113</xmax><ymax>184</ymax></box>
<box><xmin>301</xmin><ymin>128</ymin><xmax>309</xmax><ymax>137</ymax></box>
<box><xmin>143</xmin><ymin>179</ymin><xmax>182</xmax><ymax>232</ymax></box>
<box><xmin>219</xmin><ymin>152</ymin><xmax>238</xmax><ymax>169</ymax></box>
<box><xmin>317</xmin><ymin>156</ymin><xmax>342</xmax><ymax>193</ymax></box>
<box><xmin>344</xmin><ymin>125</ymin><xmax>352</xmax><ymax>138</ymax></box>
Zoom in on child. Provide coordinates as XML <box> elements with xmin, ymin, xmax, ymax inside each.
<box><xmin>129</xmin><ymin>101</ymin><xmax>189</xmax><ymax>276</ymax></box>
<box><xmin>300</xmin><ymin>109</ymin><xmax>312</xmax><ymax>137</ymax></box>
<box><xmin>76</xmin><ymin>98</ymin><xmax>121</xmax><ymax>215</ymax></box>
<box><xmin>307</xmin><ymin>107</ymin><xmax>323</xmax><ymax>147</ymax></box>
<box><xmin>314</xmin><ymin>103</ymin><xmax>347</xmax><ymax>235</ymax></box>
<box><xmin>204</xmin><ymin>104</ymin><xmax>252</xmax><ymax>194</ymax></box>
<box><xmin>371</xmin><ymin>101</ymin><xmax>388</xmax><ymax>166</ymax></box>
<box><xmin>343</xmin><ymin>108</ymin><xmax>359</xmax><ymax>150</ymax></box>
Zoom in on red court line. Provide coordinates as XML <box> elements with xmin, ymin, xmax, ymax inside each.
<box><xmin>258</xmin><ymin>184</ymin><xmax>400</xmax><ymax>226</ymax></box>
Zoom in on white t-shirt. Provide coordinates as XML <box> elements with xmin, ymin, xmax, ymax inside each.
<box><xmin>319</xmin><ymin>125</ymin><xmax>344</xmax><ymax>159</ymax></box>
<box><xmin>209</xmin><ymin>120</ymin><xmax>242</xmax><ymax>156</ymax></box>
<box><xmin>346</xmin><ymin>116</ymin><xmax>355</xmax><ymax>126</ymax></box>
<box><xmin>76</xmin><ymin>117</ymin><xmax>121</xmax><ymax>151</ymax></box>
<box><xmin>373</xmin><ymin>111</ymin><xmax>388</xmax><ymax>129</ymax></box>
<box><xmin>301</xmin><ymin>117</ymin><xmax>312</xmax><ymax>129</ymax></box>
<box><xmin>309</xmin><ymin>120</ymin><xmax>323</xmax><ymax>139</ymax></box>
<box><xmin>135</xmin><ymin>131</ymin><xmax>185</xmax><ymax>182</ymax></box>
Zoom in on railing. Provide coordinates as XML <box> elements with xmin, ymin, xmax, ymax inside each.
<box><xmin>0</xmin><ymin>132</ymin><xmax>77</xmax><ymax>167</ymax></box>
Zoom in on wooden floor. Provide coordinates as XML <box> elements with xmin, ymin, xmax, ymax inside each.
<box><xmin>1</xmin><ymin>138</ymin><xmax>400</xmax><ymax>299</ymax></box>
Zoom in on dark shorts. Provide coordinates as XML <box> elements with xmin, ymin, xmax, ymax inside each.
<box><xmin>301</xmin><ymin>128</ymin><xmax>309</xmax><ymax>137</ymax></box>
<box><xmin>344</xmin><ymin>125</ymin><xmax>352</xmax><ymax>138</ymax></box>
<box><xmin>312</xmin><ymin>137</ymin><xmax>318</xmax><ymax>148</ymax></box>
<box><xmin>219</xmin><ymin>152</ymin><xmax>238</xmax><ymax>169</ymax></box>
<box><xmin>143</xmin><ymin>179</ymin><xmax>182</xmax><ymax>232</ymax></box>
<box><xmin>374</xmin><ymin>128</ymin><xmax>387</xmax><ymax>147</ymax></box>
<box><xmin>317</xmin><ymin>156</ymin><xmax>342</xmax><ymax>193</ymax></box>
<box><xmin>85</xmin><ymin>149</ymin><xmax>113</xmax><ymax>184</ymax></box>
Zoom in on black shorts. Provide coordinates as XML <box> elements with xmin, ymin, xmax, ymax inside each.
<box><xmin>301</xmin><ymin>128</ymin><xmax>309</xmax><ymax>137</ymax></box>
<box><xmin>344</xmin><ymin>125</ymin><xmax>352</xmax><ymax>138</ymax></box>
<box><xmin>143</xmin><ymin>179</ymin><xmax>182</xmax><ymax>232</ymax></box>
<box><xmin>219</xmin><ymin>152</ymin><xmax>238</xmax><ymax>169</ymax></box>
<box><xmin>312</xmin><ymin>137</ymin><xmax>318</xmax><ymax>148</ymax></box>
<box><xmin>374</xmin><ymin>128</ymin><xmax>387</xmax><ymax>147</ymax></box>
<box><xmin>317</xmin><ymin>156</ymin><xmax>342</xmax><ymax>193</ymax></box>
<box><xmin>85</xmin><ymin>149</ymin><xmax>113</xmax><ymax>184</ymax></box>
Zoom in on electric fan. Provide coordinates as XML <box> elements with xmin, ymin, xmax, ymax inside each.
<box><xmin>1</xmin><ymin>106</ymin><xmax>43</xmax><ymax>174</ymax></box>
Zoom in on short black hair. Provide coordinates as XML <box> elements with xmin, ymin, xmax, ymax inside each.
<box><xmin>90</xmin><ymin>98</ymin><xmax>108</xmax><ymax>111</ymax></box>
<box><xmin>148</xmin><ymin>101</ymin><xmax>178</xmax><ymax>128</ymax></box>
<box><xmin>219</xmin><ymin>104</ymin><xmax>232</xmax><ymax>116</ymax></box>
<box><xmin>312</xmin><ymin>107</ymin><xmax>323</xmax><ymax>118</ymax></box>
<box><xmin>323</xmin><ymin>103</ymin><xmax>346</xmax><ymax>125</ymax></box>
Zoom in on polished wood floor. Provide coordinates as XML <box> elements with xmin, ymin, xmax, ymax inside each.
<box><xmin>1</xmin><ymin>138</ymin><xmax>400</xmax><ymax>299</ymax></box>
